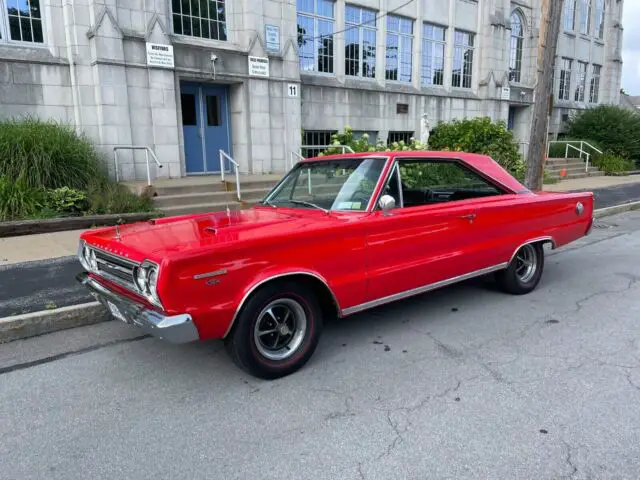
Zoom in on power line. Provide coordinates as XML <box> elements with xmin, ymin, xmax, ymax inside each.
<box><xmin>299</xmin><ymin>0</ymin><xmax>416</xmax><ymax>43</ymax></box>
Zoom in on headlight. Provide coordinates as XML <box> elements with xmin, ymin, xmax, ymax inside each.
<box><xmin>134</xmin><ymin>261</ymin><xmax>161</xmax><ymax>307</ymax></box>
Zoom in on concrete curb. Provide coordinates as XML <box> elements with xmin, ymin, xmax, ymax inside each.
<box><xmin>2</xmin><ymin>201</ymin><xmax>640</xmax><ymax>344</ymax></box>
<box><xmin>594</xmin><ymin>201</ymin><xmax>640</xmax><ymax>219</ymax></box>
<box><xmin>0</xmin><ymin>302</ymin><xmax>109</xmax><ymax>344</ymax></box>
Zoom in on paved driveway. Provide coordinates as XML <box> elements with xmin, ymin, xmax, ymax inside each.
<box><xmin>2</xmin><ymin>212</ymin><xmax>640</xmax><ymax>479</ymax></box>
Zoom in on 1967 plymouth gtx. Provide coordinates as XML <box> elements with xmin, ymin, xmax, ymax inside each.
<box><xmin>77</xmin><ymin>151</ymin><xmax>594</xmax><ymax>379</ymax></box>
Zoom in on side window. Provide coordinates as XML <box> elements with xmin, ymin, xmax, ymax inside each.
<box><xmin>398</xmin><ymin>160</ymin><xmax>503</xmax><ymax>208</ymax></box>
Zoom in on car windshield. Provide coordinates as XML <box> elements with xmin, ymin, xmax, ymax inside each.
<box><xmin>263</xmin><ymin>157</ymin><xmax>386</xmax><ymax>212</ymax></box>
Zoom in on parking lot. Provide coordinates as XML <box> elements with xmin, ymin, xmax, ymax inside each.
<box><xmin>2</xmin><ymin>211</ymin><xmax>640</xmax><ymax>480</ymax></box>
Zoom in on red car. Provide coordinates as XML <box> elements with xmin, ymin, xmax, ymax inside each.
<box><xmin>77</xmin><ymin>151</ymin><xmax>594</xmax><ymax>379</ymax></box>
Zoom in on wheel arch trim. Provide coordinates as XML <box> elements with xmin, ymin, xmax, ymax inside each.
<box><xmin>508</xmin><ymin>236</ymin><xmax>556</xmax><ymax>265</ymax></box>
<box><xmin>223</xmin><ymin>271</ymin><xmax>342</xmax><ymax>338</ymax></box>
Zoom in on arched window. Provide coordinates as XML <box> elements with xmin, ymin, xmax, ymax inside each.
<box><xmin>509</xmin><ymin>11</ymin><xmax>525</xmax><ymax>83</ymax></box>
<box><xmin>594</xmin><ymin>0</ymin><xmax>605</xmax><ymax>39</ymax></box>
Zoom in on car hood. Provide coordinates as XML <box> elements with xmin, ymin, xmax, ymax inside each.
<box><xmin>81</xmin><ymin>207</ymin><xmax>325</xmax><ymax>262</ymax></box>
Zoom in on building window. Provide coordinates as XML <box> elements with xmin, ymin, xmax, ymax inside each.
<box><xmin>301</xmin><ymin>130</ymin><xmax>337</xmax><ymax>158</ymax></box>
<box><xmin>0</xmin><ymin>0</ymin><xmax>44</xmax><ymax>43</ymax></box>
<box><xmin>589</xmin><ymin>64</ymin><xmax>601</xmax><ymax>103</ymax></box>
<box><xmin>452</xmin><ymin>30</ymin><xmax>474</xmax><ymax>89</ymax></box>
<box><xmin>353</xmin><ymin>130</ymin><xmax>378</xmax><ymax>145</ymax></box>
<box><xmin>385</xmin><ymin>15</ymin><xmax>413</xmax><ymax>82</ymax></box>
<box><xmin>297</xmin><ymin>0</ymin><xmax>335</xmax><ymax>74</ymax></box>
<box><xmin>594</xmin><ymin>0</ymin><xmax>605</xmax><ymax>40</ymax></box>
<box><xmin>421</xmin><ymin>23</ymin><xmax>445</xmax><ymax>86</ymax></box>
<box><xmin>509</xmin><ymin>11</ymin><xmax>524</xmax><ymax>83</ymax></box>
<box><xmin>171</xmin><ymin>0</ymin><xmax>226</xmax><ymax>40</ymax></box>
<box><xmin>564</xmin><ymin>0</ymin><xmax>577</xmax><ymax>31</ymax></box>
<box><xmin>387</xmin><ymin>131</ymin><xmax>413</xmax><ymax>145</ymax></box>
<box><xmin>558</xmin><ymin>58</ymin><xmax>573</xmax><ymax>101</ymax></box>
<box><xmin>578</xmin><ymin>0</ymin><xmax>591</xmax><ymax>35</ymax></box>
<box><xmin>345</xmin><ymin>5</ymin><xmax>376</xmax><ymax>78</ymax></box>
<box><xmin>574</xmin><ymin>61</ymin><xmax>587</xmax><ymax>102</ymax></box>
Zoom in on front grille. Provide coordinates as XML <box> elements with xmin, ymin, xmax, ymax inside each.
<box><xmin>92</xmin><ymin>248</ymin><xmax>139</xmax><ymax>292</ymax></box>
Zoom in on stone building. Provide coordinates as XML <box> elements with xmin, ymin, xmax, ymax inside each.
<box><xmin>0</xmin><ymin>0</ymin><xmax>625</xmax><ymax>182</ymax></box>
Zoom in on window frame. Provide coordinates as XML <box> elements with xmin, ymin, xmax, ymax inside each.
<box><xmin>594</xmin><ymin>0</ymin><xmax>605</xmax><ymax>40</ymax></box>
<box><xmin>375</xmin><ymin>158</ymin><xmax>508</xmax><ymax>211</ymax></box>
<box><xmin>421</xmin><ymin>22</ymin><xmax>446</xmax><ymax>87</ymax></box>
<box><xmin>564</xmin><ymin>0</ymin><xmax>577</xmax><ymax>32</ymax></box>
<box><xmin>589</xmin><ymin>64</ymin><xmax>601</xmax><ymax>104</ymax></box>
<box><xmin>578</xmin><ymin>0</ymin><xmax>592</xmax><ymax>35</ymax></box>
<box><xmin>385</xmin><ymin>14</ymin><xmax>414</xmax><ymax>83</ymax></box>
<box><xmin>509</xmin><ymin>11</ymin><xmax>525</xmax><ymax>83</ymax></box>
<box><xmin>0</xmin><ymin>0</ymin><xmax>46</xmax><ymax>46</ymax></box>
<box><xmin>344</xmin><ymin>4</ymin><xmax>377</xmax><ymax>79</ymax></box>
<box><xmin>170</xmin><ymin>0</ymin><xmax>228</xmax><ymax>42</ymax></box>
<box><xmin>574</xmin><ymin>60</ymin><xmax>588</xmax><ymax>102</ymax></box>
<box><xmin>558</xmin><ymin>58</ymin><xmax>573</xmax><ymax>101</ymax></box>
<box><xmin>297</xmin><ymin>0</ymin><xmax>336</xmax><ymax>74</ymax></box>
<box><xmin>452</xmin><ymin>29</ymin><xmax>475</xmax><ymax>89</ymax></box>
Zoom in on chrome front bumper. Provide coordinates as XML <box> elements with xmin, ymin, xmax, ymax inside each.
<box><xmin>77</xmin><ymin>272</ymin><xmax>199</xmax><ymax>344</ymax></box>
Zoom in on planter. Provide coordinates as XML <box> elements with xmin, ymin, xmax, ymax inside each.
<box><xmin>0</xmin><ymin>212</ymin><xmax>163</xmax><ymax>238</ymax></box>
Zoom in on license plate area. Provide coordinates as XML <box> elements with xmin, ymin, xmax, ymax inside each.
<box><xmin>106</xmin><ymin>300</ymin><xmax>129</xmax><ymax>324</ymax></box>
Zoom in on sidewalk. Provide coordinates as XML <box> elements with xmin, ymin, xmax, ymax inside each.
<box><xmin>1</xmin><ymin>174</ymin><xmax>640</xmax><ymax>267</ymax></box>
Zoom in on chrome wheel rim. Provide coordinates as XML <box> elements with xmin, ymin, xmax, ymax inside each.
<box><xmin>253</xmin><ymin>298</ymin><xmax>307</xmax><ymax>361</ymax></box>
<box><xmin>515</xmin><ymin>244</ymin><xmax>537</xmax><ymax>283</ymax></box>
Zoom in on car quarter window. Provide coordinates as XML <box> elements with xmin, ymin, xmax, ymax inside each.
<box><xmin>391</xmin><ymin>159</ymin><xmax>505</xmax><ymax>208</ymax></box>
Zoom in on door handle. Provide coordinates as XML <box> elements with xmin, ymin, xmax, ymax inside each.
<box><xmin>461</xmin><ymin>213</ymin><xmax>477</xmax><ymax>222</ymax></box>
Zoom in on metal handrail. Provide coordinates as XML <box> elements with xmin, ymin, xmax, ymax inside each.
<box><xmin>219</xmin><ymin>150</ymin><xmax>241</xmax><ymax>201</ymax></box>
<box><xmin>300</xmin><ymin>144</ymin><xmax>355</xmax><ymax>156</ymax></box>
<box><xmin>566</xmin><ymin>144</ymin><xmax>591</xmax><ymax>172</ymax></box>
<box><xmin>290</xmin><ymin>151</ymin><xmax>306</xmax><ymax>169</ymax></box>
<box><xmin>113</xmin><ymin>146</ymin><xmax>163</xmax><ymax>186</ymax></box>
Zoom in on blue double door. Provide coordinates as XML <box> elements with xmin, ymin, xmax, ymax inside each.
<box><xmin>180</xmin><ymin>83</ymin><xmax>231</xmax><ymax>174</ymax></box>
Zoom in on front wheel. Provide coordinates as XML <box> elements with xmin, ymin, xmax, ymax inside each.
<box><xmin>496</xmin><ymin>243</ymin><xmax>545</xmax><ymax>295</ymax></box>
<box><xmin>224</xmin><ymin>281</ymin><xmax>323</xmax><ymax>379</ymax></box>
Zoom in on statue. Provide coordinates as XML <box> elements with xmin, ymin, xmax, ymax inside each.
<box><xmin>420</xmin><ymin>113</ymin><xmax>430</xmax><ymax>148</ymax></box>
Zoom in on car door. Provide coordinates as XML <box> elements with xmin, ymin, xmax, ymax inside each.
<box><xmin>363</xmin><ymin>159</ymin><xmax>480</xmax><ymax>303</ymax></box>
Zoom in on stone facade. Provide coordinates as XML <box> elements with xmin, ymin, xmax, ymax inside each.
<box><xmin>0</xmin><ymin>0</ymin><xmax>626</xmax><ymax>180</ymax></box>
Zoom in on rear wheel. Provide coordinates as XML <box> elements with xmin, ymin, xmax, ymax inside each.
<box><xmin>224</xmin><ymin>281</ymin><xmax>323</xmax><ymax>379</ymax></box>
<box><xmin>496</xmin><ymin>243</ymin><xmax>545</xmax><ymax>295</ymax></box>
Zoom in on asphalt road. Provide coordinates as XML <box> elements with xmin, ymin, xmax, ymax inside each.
<box><xmin>2</xmin><ymin>211</ymin><xmax>640</xmax><ymax>479</ymax></box>
<box><xmin>2</xmin><ymin>182</ymin><xmax>640</xmax><ymax>319</ymax></box>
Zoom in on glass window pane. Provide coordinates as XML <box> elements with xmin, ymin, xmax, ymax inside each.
<box><xmin>33</xmin><ymin>19</ymin><xmax>43</xmax><ymax>42</ymax></box>
<box><xmin>387</xmin><ymin>15</ymin><xmax>399</xmax><ymax>33</ymax></box>
<box><xmin>297</xmin><ymin>0</ymin><xmax>313</xmax><ymax>14</ymax></box>
<box><xmin>181</xmin><ymin>94</ymin><xmax>197</xmax><ymax>126</ymax></box>
<box><xmin>345</xmin><ymin>5</ymin><xmax>358</xmax><ymax>24</ymax></box>
<box><xmin>206</xmin><ymin>95</ymin><xmax>220</xmax><ymax>126</ymax></box>
<box><xmin>173</xmin><ymin>14</ymin><xmax>183</xmax><ymax>34</ymax></box>
<box><xmin>9</xmin><ymin>16</ymin><xmax>21</xmax><ymax>41</ymax></box>
<box><xmin>317</xmin><ymin>0</ymin><xmax>334</xmax><ymax>18</ymax></box>
<box><xmin>362</xmin><ymin>9</ymin><xmax>376</xmax><ymax>25</ymax></box>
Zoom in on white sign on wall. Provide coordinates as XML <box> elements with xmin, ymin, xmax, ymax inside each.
<box><xmin>501</xmin><ymin>86</ymin><xmax>511</xmax><ymax>101</ymax></box>
<box><xmin>146</xmin><ymin>43</ymin><xmax>174</xmax><ymax>69</ymax></box>
<box><xmin>248</xmin><ymin>56</ymin><xmax>270</xmax><ymax>77</ymax></box>
<box><xmin>265</xmin><ymin>24</ymin><xmax>280</xmax><ymax>52</ymax></box>
<box><xmin>287</xmin><ymin>83</ymin><xmax>299</xmax><ymax>97</ymax></box>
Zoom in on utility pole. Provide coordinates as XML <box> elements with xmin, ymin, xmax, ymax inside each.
<box><xmin>525</xmin><ymin>0</ymin><xmax>564</xmax><ymax>191</ymax></box>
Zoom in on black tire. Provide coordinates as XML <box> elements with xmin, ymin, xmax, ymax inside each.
<box><xmin>224</xmin><ymin>280</ymin><xmax>323</xmax><ymax>380</ymax></box>
<box><xmin>496</xmin><ymin>242</ymin><xmax>545</xmax><ymax>295</ymax></box>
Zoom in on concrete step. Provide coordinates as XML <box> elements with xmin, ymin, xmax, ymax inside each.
<box><xmin>153</xmin><ymin>188</ymin><xmax>269</xmax><ymax>208</ymax></box>
<box><xmin>546</xmin><ymin>157</ymin><xmax>591</xmax><ymax>166</ymax></box>
<box><xmin>160</xmin><ymin>201</ymin><xmax>251</xmax><ymax>217</ymax></box>
<box><xmin>546</xmin><ymin>164</ymin><xmax>600</xmax><ymax>174</ymax></box>
<box><xmin>154</xmin><ymin>182</ymin><xmax>228</xmax><ymax>196</ymax></box>
<box><xmin>547</xmin><ymin>171</ymin><xmax>605</xmax><ymax>180</ymax></box>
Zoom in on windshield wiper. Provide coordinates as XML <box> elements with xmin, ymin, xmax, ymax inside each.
<box><xmin>270</xmin><ymin>199</ymin><xmax>329</xmax><ymax>213</ymax></box>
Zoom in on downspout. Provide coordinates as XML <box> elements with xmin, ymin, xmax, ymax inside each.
<box><xmin>62</xmin><ymin>0</ymin><xmax>83</xmax><ymax>132</ymax></box>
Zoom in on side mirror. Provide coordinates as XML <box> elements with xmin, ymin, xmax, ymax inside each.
<box><xmin>379</xmin><ymin>195</ymin><xmax>396</xmax><ymax>215</ymax></box>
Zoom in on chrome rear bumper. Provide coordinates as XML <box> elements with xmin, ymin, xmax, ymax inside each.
<box><xmin>76</xmin><ymin>272</ymin><xmax>199</xmax><ymax>344</ymax></box>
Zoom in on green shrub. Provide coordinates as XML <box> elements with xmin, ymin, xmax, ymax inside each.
<box><xmin>86</xmin><ymin>182</ymin><xmax>154</xmax><ymax>215</ymax></box>
<box><xmin>0</xmin><ymin>117</ymin><xmax>106</xmax><ymax>190</ymax></box>
<box><xmin>0</xmin><ymin>176</ymin><xmax>44</xmax><ymax>221</ymax></box>
<box><xmin>428</xmin><ymin>117</ymin><xmax>523</xmax><ymax>175</ymax></box>
<box><xmin>44</xmin><ymin>187</ymin><xmax>88</xmax><ymax>216</ymax></box>
<box><xmin>566</xmin><ymin>106</ymin><xmax>640</xmax><ymax>163</ymax></box>
<box><xmin>591</xmin><ymin>153</ymin><xmax>635</xmax><ymax>175</ymax></box>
